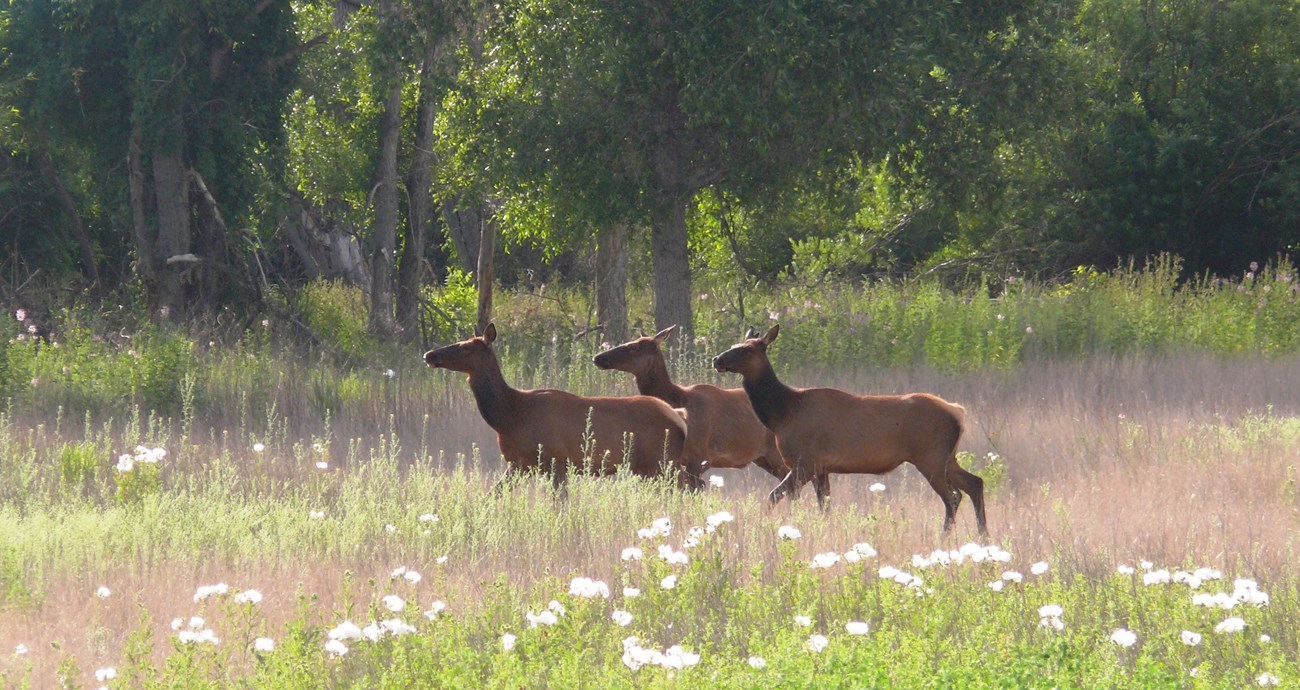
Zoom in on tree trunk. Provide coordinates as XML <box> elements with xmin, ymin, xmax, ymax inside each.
<box><xmin>33</xmin><ymin>147</ymin><xmax>101</xmax><ymax>288</ymax></box>
<box><xmin>475</xmin><ymin>219</ymin><xmax>497</xmax><ymax>335</ymax></box>
<box><xmin>369</xmin><ymin>81</ymin><xmax>402</xmax><ymax>336</ymax></box>
<box><xmin>152</xmin><ymin>146</ymin><xmax>192</xmax><ymax>320</ymax></box>
<box><xmin>127</xmin><ymin>121</ymin><xmax>154</xmax><ymax>284</ymax></box>
<box><xmin>650</xmin><ymin>195</ymin><xmax>693</xmax><ymax>336</ymax></box>
<box><xmin>444</xmin><ymin>196</ymin><xmax>483</xmax><ymax>275</ymax></box>
<box><xmin>397</xmin><ymin>35</ymin><xmax>442</xmax><ymax>333</ymax></box>
<box><xmin>595</xmin><ymin>222</ymin><xmax>630</xmax><ymax>344</ymax></box>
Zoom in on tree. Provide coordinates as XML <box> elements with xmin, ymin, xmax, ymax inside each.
<box><xmin>3</xmin><ymin>0</ymin><xmax>316</xmax><ymax>317</ymax></box>
<box><xmin>459</xmin><ymin>0</ymin><xmax>1035</xmax><ymax>335</ymax></box>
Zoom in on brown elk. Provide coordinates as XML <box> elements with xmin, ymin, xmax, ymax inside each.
<box><xmin>424</xmin><ymin>324</ymin><xmax>690</xmax><ymax>489</ymax></box>
<box><xmin>592</xmin><ymin>325</ymin><xmax>790</xmax><ymax>489</ymax></box>
<box><xmin>712</xmin><ymin>324</ymin><xmax>987</xmax><ymax>536</ymax></box>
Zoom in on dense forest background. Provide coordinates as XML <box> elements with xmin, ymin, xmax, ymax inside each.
<box><xmin>1</xmin><ymin>0</ymin><xmax>1297</xmax><ymax>343</ymax></box>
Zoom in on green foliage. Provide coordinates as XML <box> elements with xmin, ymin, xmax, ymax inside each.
<box><xmin>296</xmin><ymin>280</ymin><xmax>376</xmax><ymax>361</ymax></box>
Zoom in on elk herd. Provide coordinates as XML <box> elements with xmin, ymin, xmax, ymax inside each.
<box><xmin>424</xmin><ymin>323</ymin><xmax>988</xmax><ymax>536</ymax></box>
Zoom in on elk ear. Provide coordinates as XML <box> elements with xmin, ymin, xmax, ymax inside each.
<box><xmin>743</xmin><ymin>327</ymin><xmax>757</xmax><ymax>340</ymax></box>
<box><xmin>653</xmin><ymin>324</ymin><xmax>677</xmax><ymax>344</ymax></box>
<box><xmin>483</xmin><ymin>323</ymin><xmax>497</xmax><ymax>343</ymax></box>
<box><xmin>760</xmin><ymin>324</ymin><xmax>780</xmax><ymax>346</ymax></box>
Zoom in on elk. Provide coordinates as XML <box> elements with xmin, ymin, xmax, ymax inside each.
<box><xmin>424</xmin><ymin>323</ymin><xmax>690</xmax><ymax>490</ymax></box>
<box><xmin>712</xmin><ymin>324</ymin><xmax>987</xmax><ymax>536</ymax></box>
<box><xmin>592</xmin><ymin>325</ymin><xmax>789</xmax><ymax>489</ymax></box>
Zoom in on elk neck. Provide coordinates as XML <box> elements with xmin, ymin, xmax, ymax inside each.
<box><xmin>466</xmin><ymin>353</ymin><xmax>520</xmax><ymax>431</ymax></box>
<box><xmin>634</xmin><ymin>353</ymin><xmax>688</xmax><ymax>408</ymax></box>
<box><xmin>740</xmin><ymin>359</ymin><xmax>796</xmax><ymax>430</ymax></box>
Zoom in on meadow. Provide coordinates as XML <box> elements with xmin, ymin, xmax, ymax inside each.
<box><xmin>1</xmin><ymin>259</ymin><xmax>1298</xmax><ymax>688</ymax></box>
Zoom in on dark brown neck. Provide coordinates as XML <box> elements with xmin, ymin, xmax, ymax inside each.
<box><xmin>634</xmin><ymin>354</ymin><xmax>688</xmax><ymax>408</ymax></box>
<box><xmin>467</xmin><ymin>354</ymin><xmax>518</xmax><ymax>431</ymax></box>
<box><xmin>740</xmin><ymin>358</ymin><xmax>796</xmax><ymax>430</ymax></box>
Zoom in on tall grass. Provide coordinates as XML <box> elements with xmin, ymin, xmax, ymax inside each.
<box><xmin>1</xmin><ymin>259</ymin><xmax>1299</xmax><ymax>686</ymax></box>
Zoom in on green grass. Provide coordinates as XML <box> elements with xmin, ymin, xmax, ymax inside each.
<box><xmin>2</xmin><ymin>259</ymin><xmax>1299</xmax><ymax>687</ymax></box>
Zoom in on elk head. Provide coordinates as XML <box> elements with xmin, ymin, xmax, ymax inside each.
<box><xmin>712</xmin><ymin>324</ymin><xmax>779</xmax><ymax>376</ymax></box>
<box><xmin>424</xmin><ymin>323</ymin><xmax>498</xmax><ymax>373</ymax></box>
<box><xmin>592</xmin><ymin>325</ymin><xmax>676</xmax><ymax>373</ymax></box>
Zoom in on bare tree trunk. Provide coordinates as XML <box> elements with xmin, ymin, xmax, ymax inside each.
<box><xmin>33</xmin><ymin>147</ymin><xmax>101</xmax><ymax>288</ymax></box>
<box><xmin>397</xmin><ymin>35</ymin><xmax>442</xmax><ymax>333</ymax></box>
<box><xmin>475</xmin><ymin>219</ymin><xmax>497</xmax><ymax>335</ymax></box>
<box><xmin>152</xmin><ymin>147</ymin><xmax>191</xmax><ymax>320</ymax></box>
<box><xmin>443</xmin><ymin>196</ymin><xmax>483</xmax><ymax>275</ymax></box>
<box><xmin>127</xmin><ymin>121</ymin><xmax>154</xmax><ymax>283</ymax></box>
<box><xmin>369</xmin><ymin>81</ymin><xmax>402</xmax><ymax>336</ymax></box>
<box><xmin>651</xmin><ymin>195</ymin><xmax>693</xmax><ymax>337</ymax></box>
<box><xmin>595</xmin><ymin>222</ymin><xmax>629</xmax><ymax>344</ymax></box>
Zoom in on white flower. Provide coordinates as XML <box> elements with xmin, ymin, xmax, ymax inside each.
<box><xmin>403</xmin><ymin>570</ymin><xmax>422</xmax><ymax>584</ymax></box>
<box><xmin>252</xmin><ymin>443</ymin><xmax>265</xmax><ymax>453</ymax></box>
<box><xmin>621</xmin><ymin>546</ymin><xmax>644</xmax><ymax>561</ymax></box>
<box><xmin>569</xmin><ymin>577</ymin><xmax>611</xmax><ymax>598</ymax></box>
<box><xmin>315</xmin><ymin>461</ymin><xmax>329</xmax><ymax>470</ymax></box>
<box><xmin>95</xmin><ymin>586</ymin><xmax>111</xmax><ymax>599</ymax></box>
<box><xmin>328</xmin><ymin>621</ymin><xmax>363</xmax><ymax>641</ymax></box>
<box><xmin>664</xmin><ymin>645</ymin><xmax>701</xmax><ymax>668</ymax></box>
<box><xmin>878</xmin><ymin>566</ymin><xmax>900</xmax><ymax>579</ymax></box>
<box><xmin>660</xmin><ymin>575</ymin><xmax>677</xmax><ymax>590</ymax></box>
<box><xmin>14</xmin><ymin>644</ymin><xmax>28</xmax><ymax>655</ymax></box>
<box><xmin>845</xmin><ymin>621</ymin><xmax>870</xmax><ymax>635</ymax></box>
<box><xmin>384</xmin><ymin>369</ymin><xmax>396</xmax><ymax>378</ymax></box>
<box><xmin>424</xmin><ymin>600</ymin><xmax>447</xmax><ymax>619</ymax></box>
<box><xmin>419</xmin><ymin>513</ymin><xmax>439</xmax><ymax>523</ymax></box>
<box><xmin>178</xmin><ymin>628</ymin><xmax>220</xmax><ymax>645</ymax></box>
<box><xmin>1031</xmin><ymin>561</ymin><xmax>1049</xmax><ymax>576</ymax></box>
<box><xmin>384</xmin><ymin>524</ymin><xmax>397</xmax><ymax>533</ymax></box>
<box><xmin>1180</xmin><ymin>630</ymin><xmax>1202</xmax><ymax>646</ymax></box>
<box><xmin>381</xmin><ymin>618</ymin><xmax>417</xmax><ymax>636</ymax></box>
<box><xmin>1143</xmin><ymin>569</ymin><xmax>1171</xmax><ymax>586</ymax></box>
<box><xmin>810</xmin><ymin>552</ymin><xmax>842</xmax><ymax>569</ymax></box>
<box><xmin>1037</xmin><ymin>604</ymin><xmax>1063</xmax><ymax>619</ymax></box>
<box><xmin>637</xmin><ymin>517</ymin><xmax>672</xmax><ymax>539</ymax></box>
<box><xmin>382</xmin><ymin>594</ymin><xmax>406</xmax><ymax>612</ymax></box>
<box><xmin>612</xmin><ymin>610</ymin><xmax>633</xmax><ymax>626</ymax></box>
<box><xmin>851</xmin><ymin>543</ymin><xmax>877</xmax><ymax>558</ymax></box>
<box><xmin>501</xmin><ymin>634</ymin><xmax>517</xmax><ymax>651</ymax></box>
<box><xmin>1001</xmin><ymin>571</ymin><xmax>1023</xmax><ymax>583</ymax></box>
<box><xmin>1260</xmin><ymin>634</ymin><xmax>1272</xmax><ymax>643</ymax></box>
<box><xmin>525</xmin><ymin>610</ymin><xmax>558</xmax><ymax>628</ymax></box>
<box><xmin>988</xmin><ymin>580</ymin><xmax>1005</xmax><ymax>592</ymax></box>
<box><xmin>706</xmin><ymin>511</ymin><xmax>734</xmax><ymax>528</ymax></box>
<box><xmin>234</xmin><ymin>589</ymin><xmax>263</xmax><ymax>605</ymax></box>
<box><xmin>548</xmin><ymin>600</ymin><xmax>566</xmax><ymax>616</ymax></box>
<box><xmin>95</xmin><ymin>667</ymin><xmax>117</xmax><ymax>682</ymax></box>
<box><xmin>1116</xmin><ymin>564</ymin><xmax>1135</xmax><ymax>575</ymax></box>
<box><xmin>436</xmin><ymin>555</ymin><xmax>449</xmax><ymax>564</ymax></box>
<box><xmin>869</xmin><ymin>482</ymin><xmax>886</xmax><ymax>493</ymax></box>
<box><xmin>657</xmin><ymin>544</ymin><xmax>689</xmax><ymax>565</ymax></box>
<box><xmin>189</xmin><ymin>616</ymin><xmax>206</xmax><ymax>629</ymax></box>
<box><xmin>254</xmin><ymin>637</ymin><xmax>275</xmax><ymax>653</ymax></box>
<box><xmin>708</xmin><ymin>475</ymin><xmax>725</xmax><ymax>488</ymax></box>
<box><xmin>1139</xmin><ymin>559</ymin><xmax>1154</xmax><ymax>571</ymax></box>
<box><xmin>1110</xmin><ymin>628</ymin><xmax>1137</xmax><ymax>647</ymax></box>
<box><xmin>623</xmin><ymin>587</ymin><xmax>641</xmax><ymax>598</ymax></box>
<box><xmin>777</xmin><ymin>525</ymin><xmax>802</xmax><ymax>540</ymax></box>
<box><xmin>309</xmin><ymin>510</ymin><xmax>326</xmax><ymax>520</ymax></box>
<box><xmin>193</xmin><ymin>583</ymin><xmax>230</xmax><ymax>602</ymax></box>
<box><xmin>1040</xmin><ymin>615</ymin><xmax>1064</xmax><ymax>631</ymax></box>
<box><xmin>114</xmin><ymin>455</ymin><xmax>135</xmax><ymax>473</ymax></box>
<box><xmin>1257</xmin><ymin>672</ymin><xmax>1281</xmax><ymax>686</ymax></box>
<box><xmin>748</xmin><ymin>655</ymin><xmax>767</xmax><ymax>669</ymax></box>
<box><xmin>806</xmin><ymin>634</ymin><xmax>829</xmax><ymax>653</ymax></box>
<box><xmin>1215</xmin><ymin>617</ymin><xmax>1246</xmax><ymax>634</ymax></box>
<box><xmin>325</xmin><ymin>639</ymin><xmax>349</xmax><ymax>657</ymax></box>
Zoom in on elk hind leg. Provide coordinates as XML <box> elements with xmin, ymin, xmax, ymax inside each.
<box><xmin>920</xmin><ymin>463</ymin><xmax>961</xmax><ymax>533</ymax></box>
<box><xmin>951</xmin><ymin>464</ymin><xmax>988</xmax><ymax>537</ymax></box>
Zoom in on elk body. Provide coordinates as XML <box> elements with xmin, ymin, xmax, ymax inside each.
<box><xmin>592</xmin><ymin>326</ymin><xmax>789</xmax><ymax>488</ymax></box>
<box><xmin>424</xmin><ymin>324</ymin><xmax>689</xmax><ymax>489</ymax></box>
<box><xmin>713</xmin><ymin>325</ymin><xmax>987</xmax><ymax>536</ymax></box>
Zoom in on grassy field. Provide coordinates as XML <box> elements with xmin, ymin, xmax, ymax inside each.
<box><xmin>1</xmin><ymin>346</ymin><xmax>1298</xmax><ymax>688</ymax></box>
